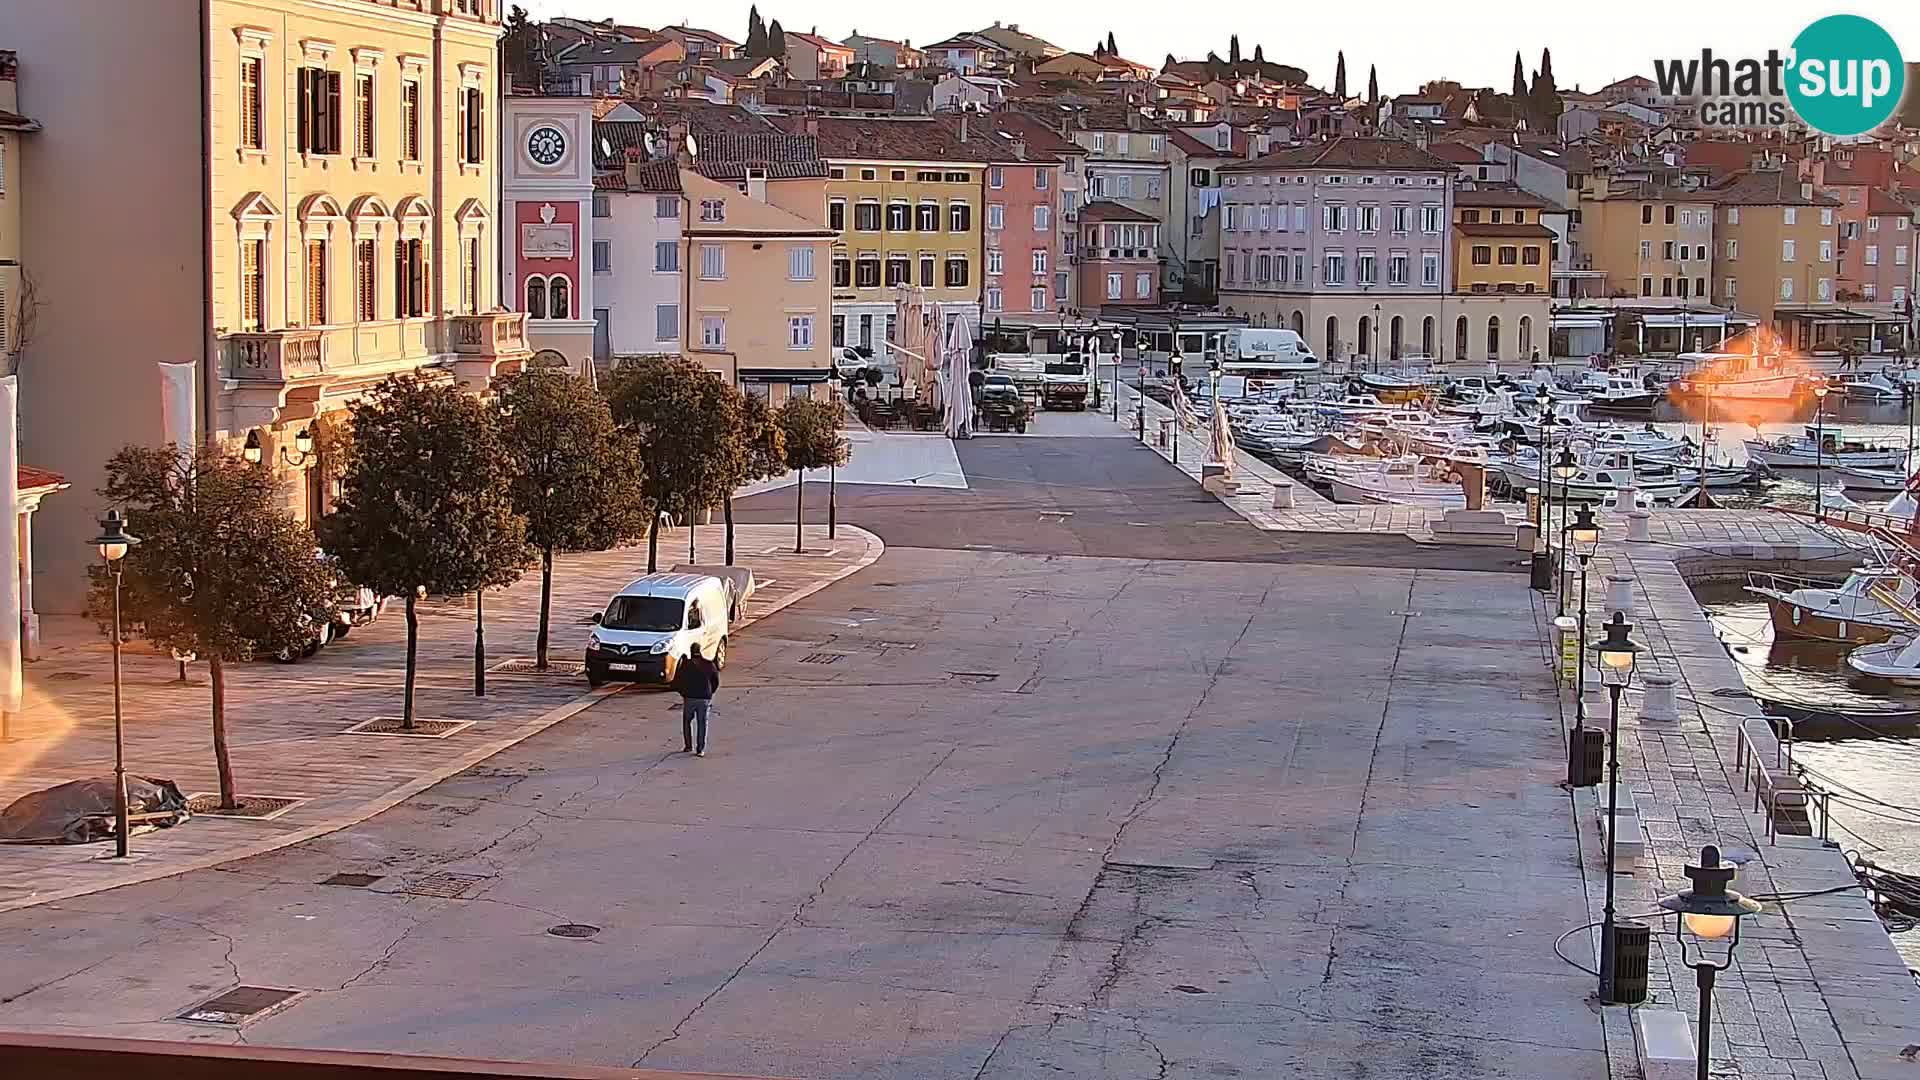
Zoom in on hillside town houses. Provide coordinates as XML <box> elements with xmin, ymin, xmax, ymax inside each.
<box><xmin>2</xmin><ymin>2</ymin><xmax>1920</xmax><ymax>633</ymax></box>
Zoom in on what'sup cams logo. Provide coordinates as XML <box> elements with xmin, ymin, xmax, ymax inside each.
<box><xmin>1654</xmin><ymin>14</ymin><xmax>1906</xmax><ymax>136</ymax></box>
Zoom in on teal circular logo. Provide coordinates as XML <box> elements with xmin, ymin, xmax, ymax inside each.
<box><xmin>1787</xmin><ymin>15</ymin><xmax>1905</xmax><ymax>137</ymax></box>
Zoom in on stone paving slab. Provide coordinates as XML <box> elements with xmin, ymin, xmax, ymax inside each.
<box><xmin>0</xmin><ymin>524</ymin><xmax>882</xmax><ymax>915</ymax></box>
<box><xmin>1535</xmin><ymin>516</ymin><xmax>1920</xmax><ymax>1080</ymax></box>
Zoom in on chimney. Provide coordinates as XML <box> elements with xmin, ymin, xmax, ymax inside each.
<box><xmin>1012</xmin><ymin>138</ymin><xmax>1027</xmax><ymax>160</ymax></box>
<box><xmin>747</xmin><ymin>168</ymin><xmax>769</xmax><ymax>203</ymax></box>
<box><xmin>805</xmin><ymin>109</ymin><xmax>820</xmax><ymax>137</ymax></box>
<box><xmin>1008</xmin><ymin>23</ymin><xmax>1019</xmax><ymax>32</ymax></box>
<box><xmin>1126</xmin><ymin>110</ymin><xmax>1141</xmax><ymax>131</ymax></box>
<box><xmin>959</xmin><ymin>113</ymin><xmax>970</xmax><ymax>142</ymax></box>
<box><xmin>669</xmin><ymin>121</ymin><xmax>694</xmax><ymax>166</ymax></box>
<box><xmin>1801</xmin><ymin>181</ymin><xmax>1813</xmax><ymax>201</ymax></box>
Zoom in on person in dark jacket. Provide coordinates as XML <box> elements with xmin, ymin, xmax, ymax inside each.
<box><xmin>672</xmin><ymin>644</ymin><xmax>721</xmax><ymax>756</ymax></box>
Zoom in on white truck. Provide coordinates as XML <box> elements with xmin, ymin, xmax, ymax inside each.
<box><xmin>1220</xmin><ymin>328</ymin><xmax>1321</xmax><ymax>374</ymax></box>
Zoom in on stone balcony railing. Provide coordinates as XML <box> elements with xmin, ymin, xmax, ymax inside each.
<box><xmin>223</xmin><ymin>312</ymin><xmax>530</xmax><ymax>384</ymax></box>
<box><xmin>444</xmin><ymin>311</ymin><xmax>529</xmax><ymax>357</ymax></box>
<box><xmin>224</xmin><ymin>328</ymin><xmax>328</xmax><ymax>383</ymax></box>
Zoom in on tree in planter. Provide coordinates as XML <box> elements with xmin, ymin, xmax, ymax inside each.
<box><xmin>604</xmin><ymin>357</ymin><xmax>748</xmax><ymax>572</ymax></box>
<box><xmin>775</xmin><ymin>396</ymin><xmax>850</xmax><ymax>554</ymax></box>
<box><xmin>89</xmin><ymin>447</ymin><xmax>340</xmax><ymax>809</ymax></box>
<box><xmin>723</xmin><ymin>391</ymin><xmax>787</xmax><ymax>565</ymax></box>
<box><xmin>495</xmin><ymin>367</ymin><xmax>647</xmax><ymax>670</ymax></box>
<box><xmin>318</xmin><ymin>373</ymin><xmax>529</xmax><ymax>729</ymax></box>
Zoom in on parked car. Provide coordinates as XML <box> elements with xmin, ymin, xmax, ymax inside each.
<box><xmin>585</xmin><ymin>573</ymin><xmax>731</xmax><ymax>687</ymax></box>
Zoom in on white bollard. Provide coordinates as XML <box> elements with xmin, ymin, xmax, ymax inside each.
<box><xmin>1272</xmin><ymin>479</ymin><xmax>1295</xmax><ymax>509</ymax></box>
<box><xmin>1627</xmin><ymin>510</ymin><xmax>1652</xmax><ymax>542</ymax></box>
<box><xmin>1639</xmin><ymin>672</ymin><xmax>1678</xmax><ymax>723</ymax></box>
<box><xmin>1614</xmin><ymin>484</ymin><xmax>1640</xmax><ymax>512</ymax></box>
<box><xmin>1606</xmin><ymin>573</ymin><xmax>1635</xmax><ymax>620</ymax></box>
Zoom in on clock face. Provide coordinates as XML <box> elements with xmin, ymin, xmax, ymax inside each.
<box><xmin>527</xmin><ymin>126</ymin><xmax>566</xmax><ymax>166</ymax></box>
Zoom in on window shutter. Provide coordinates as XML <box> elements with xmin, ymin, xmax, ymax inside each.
<box><xmin>297</xmin><ymin>68</ymin><xmax>311</xmax><ymax>151</ymax></box>
<box><xmin>326</xmin><ymin>73</ymin><xmax>342</xmax><ymax>153</ymax></box>
<box><xmin>471</xmin><ymin>90</ymin><xmax>484</xmax><ymax>163</ymax></box>
<box><xmin>394</xmin><ymin>241</ymin><xmax>406</xmax><ymax>316</ymax></box>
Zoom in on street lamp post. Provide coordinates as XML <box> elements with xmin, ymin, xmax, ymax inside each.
<box><xmin>1658</xmin><ymin>845</ymin><xmax>1763</xmax><ymax>1080</ymax></box>
<box><xmin>1209</xmin><ymin>356</ymin><xmax>1222</xmax><ymax>403</ymax></box>
<box><xmin>1570</xmin><ymin>503</ymin><xmax>1600</xmax><ymax>731</ymax></box>
<box><xmin>828</xmin><ymin>457</ymin><xmax>837</xmax><ymax>540</ymax></box>
<box><xmin>1592</xmin><ymin>611</ymin><xmax>1641</xmax><ymax>1003</ymax></box>
<box><xmin>1169</xmin><ymin>352</ymin><xmax>1184</xmax><ymax>467</ymax></box>
<box><xmin>1533</xmin><ymin>387</ymin><xmax>1554</xmax><ymax>594</ymax></box>
<box><xmin>1554</xmin><ymin>447</ymin><xmax>1580</xmax><ymax>617</ymax></box>
<box><xmin>244</xmin><ymin>426</ymin><xmax>319</xmax><ymax>519</ymax></box>
<box><xmin>1813</xmin><ymin>381</ymin><xmax>1831</xmax><ymax>521</ymax></box>
<box><xmin>89</xmin><ymin>510</ymin><xmax>140</xmax><ymax>859</ymax></box>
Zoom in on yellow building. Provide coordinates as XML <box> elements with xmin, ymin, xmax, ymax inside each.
<box><xmin>0</xmin><ymin>52</ymin><xmax>30</xmax><ymax>370</ymax></box>
<box><xmin>1578</xmin><ymin>174</ymin><xmax>1716</xmax><ymax>305</ymax></box>
<box><xmin>10</xmin><ymin>0</ymin><xmax>527</xmax><ymax>611</ymax></box>
<box><xmin>680</xmin><ymin>166</ymin><xmax>836</xmax><ymax>405</ymax></box>
<box><xmin>1705</xmin><ymin>170</ymin><xmax>1843</xmax><ymax>348</ymax></box>
<box><xmin>1452</xmin><ymin>189</ymin><xmax>1554</xmax><ymax>295</ymax></box>
<box><xmin>797</xmin><ymin>116</ymin><xmax>1013</xmax><ymax>355</ymax></box>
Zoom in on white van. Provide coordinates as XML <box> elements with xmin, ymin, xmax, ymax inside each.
<box><xmin>585</xmin><ymin>573</ymin><xmax>730</xmax><ymax>687</ymax></box>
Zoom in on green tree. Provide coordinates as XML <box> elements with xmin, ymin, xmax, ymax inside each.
<box><xmin>91</xmin><ymin>446</ymin><xmax>340</xmax><ymax>809</ymax></box>
<box><xmin>723</xmin><ymin>392</ymin><xmax>787</xmax><ymax>565</ymax></box>
<box><xmin>775</xmin><ymin>396</ymin><xmax>850</xmax><ymax>554</ymax></box>
<box><xmin>1367</xmin><ymin>65</ymin><xmax>1378</xmax><ymax>104</ymax></box>
<box><xmin>318</xmin><ymin>373</ymin><xmax>529</xmax><ymax>729</ymax></box>
<box><xmin>1333</xmin><ymin>51</ymin><xmax>1347</xmax><ymax>99</ymax></box>
<box><xmin>745</xmin><ymin>6</ymin><xmax>766</xmax><ymax>57</ymax></box>
<box><xmin>495</xmin><ymin>368</ymin><xmax>647</xmax><ymax>670</ymax></box>
<box><xmin>1532</xmin><ymin>49</ymin><xmax>1563</xmax><ymax>134</ymax></box>
<box><xmin>1511</xmin><ymin>52</ymin><xmax>1528</xmax><ymax>102</ymax></box>
<box><xmin>502</xmin><ymin>5</ymin><xmax>542</xmax><ymax>88</ymax></box>
<box><xmin>766</xmin><ymin>19</ymin><xmax>787</xmax><ymax>60</ymax></box>
<box><xmin>1228</xmin><ymin>35</ymin><xmax>1240</xmax><ymax>65</ymax></box>
<box><xmin>1252</xmin><ymin>44</ymin><xmax>1264</xmax><ymax>64</ymax></box>
<box><xmin>1105</xmin><ymin>31</ymin><xmax>1117</xmax><ymax>56</ymax></box>
<box><xmin>605</xmin><ymin>357</ymin><xmax>749</xmax><ymax>573</ymax></box>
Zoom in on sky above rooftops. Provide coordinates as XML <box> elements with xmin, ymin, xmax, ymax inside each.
<box><xmin>526</xmin><ymin>1</ymin><xmax>1918</xmax><ymax>98</ymax></box>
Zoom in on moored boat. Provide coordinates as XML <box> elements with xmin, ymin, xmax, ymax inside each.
<box><xmin>1847</xmin><ymin>633</ymin><xmax>1920</xmax><ymax>685</ymax></box>
<box><xmin>1742</xmin><ymin>427</ymin><xmax>1905</xmax><ymax>469</ymax></box>
<box><xmin>1746</xmin><ymin>566</ymin><xmax>1918</xmax><ymax>644</ymax></box>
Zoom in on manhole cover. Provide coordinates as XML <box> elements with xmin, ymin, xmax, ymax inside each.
<box><xmin>547</xmin><ymin>923</ymin><xmax>601</xmax><ymax>939</ymax></box>
<box><xmin>799</xmin><ymin>653</ymin><xmax>845</xmax><ymax>664</ymax></box>
<box><xmin>490</xmin><ymin>658</ymin><xmax>587</xmax><ymax>676</ymax></box>
<box><xmin>343</xmin><ymin>718</ymin><xmax>473</xmax><ymax>739</ymax></box>
<box><xmin>403</xmin><ymin>872</ymin><xmax>490</xmax><ymax>899</ymax></box>
<box><xmin>320</xmin><ymin>872</ymin><xmax>383</xmax><ymax>888</ymax></box>
<box><xmin>186</xmin><ymin>794</ymin><xmax>303</xmax><ymax>819</ymax></box>
<box><xmin>949</xmin><ymin>671</ymin><xmax>1000</xmax><ymax>683</ymax></box>
<box><xmin>178</xmin><ymin>986</ymin><xmax>303</xmax><ymax>1025</ymax></box>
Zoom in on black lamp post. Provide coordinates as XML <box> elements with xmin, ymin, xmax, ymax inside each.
<box><xmin>1169</xmin><ymin>352</ymin><xmax>1184</xmax><ymax>467</ymax></box>
<box><xmin>1812</xmin><ymin>381</ymin><xmax>1831</xmax><ymax>521</ymax></box>
<box><xmin>1570</xmin><ymin>503</ymin><xmax>1600</xmax><ymax>732</ymax></box>
<box><xmin>1592</xmin><ymin>610</ymin><xmax>1641</xmax><ymax>1003</ymax></box>
<box><xmin>1532</xmin><ymin>387</ymin><xmax>1553</xmax><ymax>591</ymax></box>
<box><xmin>1209</xmin><ymin>356</ymin><xmax>1222</xmax><ymax>403</ymax></box>
<box><xmin>89</xmin><ymin>510</ymin><xmax>140</xmax><ymax>859</ymax></box>
<box><xmin>1553</xmin><ymin>446</ymin><xmax>1580</xmax><ymax>617</ymax></box>
<box><xmin>1658</xmin><ymin>845</ymin><xmax>1763</xmax><ymax>1080</ymax></box>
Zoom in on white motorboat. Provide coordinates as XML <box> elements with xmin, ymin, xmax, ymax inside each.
<box><xmin>1836</xmin><ymin>464</ymin><xmax>1912</xmax><ymax>492</ymax></box>
<box><xmin>1847</xmin><ymin>633</ymin><xmax>1920</xmax><ymax>685</ymax></box>
<box><xmin>1833</xmin><ymin>371</ymin><xmax>1905</xmax><ymax>402</ymax></box>
<box><xmin>1543</xmin><ymin>461</ymin><xmax>1685</xmax><ymax>506</ymax></box>
<box><xmin>1748</xmin><ymin>566</ymin><xmax>1918</xmax><ymax>644</ymax></box>
<box><xmin>1326</xmin><ymin>456</ymin><xmax>1473</xmax><ymax>509</ymax></box>
<box><xmin>1669</xmin><ymin>352</ymin><xmax>1808</xmax><ymax>402</ymax></box>
<box><xmin>1576</xmin><ymin>426</ymin><xmax>1690</xmax><ymax>457</ymax></box>
<box><xmin>1582</xmin><ymin>373</ymin><xmax>1661</xmax><ymax>413</ymax></box>
<box><xmin>1742</xmin><ymin>427</ymin><xmax>1906</xmax><ymax>469</ymax></box>
<box><xmin>1313</xmin><ymin>393</ymin><xmax>1394</xmax><ymax>419</ymax></box>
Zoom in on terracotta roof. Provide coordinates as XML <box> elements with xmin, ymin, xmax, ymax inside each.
<box><xmin>987</xmin><ymin>111</ymin><xmax>1083</xmax><ymax>157</ymax></box>
<box><xmin>1219</xmin><ymin>136</ymin><xmax>1452</xmax><ymax>173</ymax></box>
<box><xmin>693</xmin><ymin>132</ymin><xmax>829</xmax><ymax>180</ymax></box>
<box><xmin>1168</xmin><ymin>128</ymin><xmax>1247</xmax><ymax>158</ymax></box>
<box><xmin>1080</xmin><ymin>199</ymin><xmax>1158</xmax><ymax>223</ymax></box>
<box><xmin>785</xmin><ymin>30</ymin><xmax>853</xmax><ymax>52</ymax></box>
<box><xmin>593</xmin><ymin>172</ymin><xmax>626</xmax><ymax>191</ymax></box>
<box><xmin>18</xmin><ymin>466</ymin><xmax>67</xmax><ymax>492</ymax></box>
<box><xmin>595</xmin><ymin>121</ymin><xmax>653</xmax><ymax>168</ymax></box>
<box><xmin>667</xmin><ymin>25</ymin><xmax>739</xmax><ymax>46</ymax></box>
<box><xmin>1868</xmin><ymin>188</ymin><xmax>1915</xmax><ymax>216</ymax></box>
<box><xmin>0</xmin><ymin>109</ymin><xmax>39</xmax><ymax>131</ymax></box>
<box><xmin>613</xmin><ymin>160</ymin><xmax>682</xmax><ymax>193</ymax></box>
<box><xmin>1456</xmin><ymin>221</ymin><xmax>1557</xmax><ymax>239</ymax></box>
<box><xmin>788</xmin><ymin>115</ymin><xmax>1019</xmax><ymax>163</ymax></box>
<box><xmin>1425</xmin><ymin>141</ymin><xmax>1484</xmax><ymax>165</ymax></box>
<box><xmin>558</xmin><ymin>38</ymin><xmax>677</xmax><ymax>66</ymax></box>
<box><xmin>1706</xmin><ymin>169</ymin><xmax>1841</xmax><ymax>207</ymax></box>
<box><xmin>1454</xmin><ymin>186</ymin><xmax>1553</xmax><ymax>209</ymax></box>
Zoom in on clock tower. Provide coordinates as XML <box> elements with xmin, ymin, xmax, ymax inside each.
<box><xmin>501</xmin><ymin>93</ymin><xmax>598</xmax><ymax>375</ymax></box>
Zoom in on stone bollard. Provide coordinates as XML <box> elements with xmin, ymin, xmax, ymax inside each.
<box><xmin>1157</xmin><ymin>418</ymin><xmax>1172</xmax><ymax>448</ymax></box>
<box><xmin>1614</xmin><ymin>484</ymin><xmax>1640</xmax><ymax>512</ymax></box>
<box><xmin>1606</xmin><ymin>573</ymin><xmax>1635</xmax><ymax>620</ymax></box>
<box><xmin>1515</xmin><ymin>522</ymin><xmax>1539</xmax><ymax>552</ymax></box>
<box><xmin>1627</xmin><ymin>510</ymin><xmax>1652</xmax><ymax>542</ymax></box>
<box><xmin>1639</xmin><ymin>671</ymin><xmax>1678</xmax><ymax>723</ymax></box>
<box><xmin>1553</xmin><ymin>616</ymin><xmax>1578</xmax><ymax>684</ymax></box>
<box><xmin>1272</xmin><ymin>479</ymin><xmax>1295</xmax><ymax>509</ymax></box>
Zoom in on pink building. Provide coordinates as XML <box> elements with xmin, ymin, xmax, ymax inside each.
<box><xmin>1076</xmin><ymin>201</ymin><xmax>1159</xmax><ymax>313</ymax></box>
<box><xmin>983</xmin><ymin>153</ymin><xmax>1064</xmax><ymax>319</ymax></box>
<box><xmin>1858</xmin><ymin>189</ymin><xmax>1915</xmax><ymax>311</ymax></box>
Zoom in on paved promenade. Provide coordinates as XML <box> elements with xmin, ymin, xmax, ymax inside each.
<box><xmin>0</xmin><ymin>524</ymin><xmax>881</xmax><ymax>914</ymax></box>
<box><xmin>1550</xmin><ymin>512</ymin><xmax>1920</xmax><ymax>1080</ymax></box>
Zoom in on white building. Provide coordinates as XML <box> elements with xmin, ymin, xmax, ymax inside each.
<box><xmin>595</xmin><ymin>158</ymin><xmax>684</xmax><ymax>358</ymax></box>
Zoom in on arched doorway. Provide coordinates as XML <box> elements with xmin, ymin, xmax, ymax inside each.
<box><xmin>1487</xmin><ymin>316</ymin><xmax>1502</xmax><ymax>360</ymax></box>
<box><xmin>1291</xmin><ymin>311</ymin><xmax>1304</xmax><ymax>335</ymax></box>
<box><xmin>1519</xmin><ymin>315</ymin><xmax>1533</xmax><ymax>358</ymax></box>
<box><xmin>1422</xmin><ymin>316</ymin><xmax>1435</xmax><ymax>358</ymax></box>
<box><xmin>1325</xmin><ymin>315</ymin><xmax>1342</xmax><ymax>362</ymax></box>
<box><xmin>1454</xmin><ymin>315</ymin><xmax>1469</xmax><ymax>359</ymax></box>
<box><xmin>1389</xmin><ymin>316</ymin><xmax>1404</xmax><ymax>361</ymax></box>
<box><xmin>1356</xmin><ymin>316</ymin><xmax>1372</xmax><ymax>361</ymax></box>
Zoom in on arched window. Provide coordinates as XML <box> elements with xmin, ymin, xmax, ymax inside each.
<box><xmin>1325</xmin><ymin>315</ymin><xmax>1341</xmax><ymax>361</ymax></box>
<box><xmin>1519</xmin><ymin>315</ymin><xmax>1533</xmax><ymax>358</ymax></box>
<box><xmin>1291</xmin><ymin>310</ymin><xmax>1304</xmax><ymax>335</ymax></box>
<box><xmin>1487</xmin><ymin>315</ymin><xmax>1502</xmax><ymax>360</ymax></box>
<box><xmin>549</xmin><ymin>275</ymin><xmax>572</xmax><ymax>320</ymax></box>
<box><xmin>1389</xmin><ymin>316</ymin><xmax>1404</xmax><ymax>361</ymax></box>
<box><xmin>1454</xmin><ymin>315</ymin><xmax>1469</xmax><ymax>359</ymax></box>
<box><xmin>1421</xmin><ymin>316</ymin><xmax>1435</xmax><ymax>358</ymax></box>
<box><xmin>526</xmin><ymin>275</ymin><xmax>548</xmax><ymax>319</ymax></box>
<box><xmin>1357</xmin><ymin>315</ymin><xmax>1372</xmax><ymax>360</ymax></box>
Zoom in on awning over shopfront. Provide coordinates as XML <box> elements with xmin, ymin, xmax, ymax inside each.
<box><xmin>737</xmin><ymin>368</ymin><xmax>833</xmax><ymax>383</ymax></box>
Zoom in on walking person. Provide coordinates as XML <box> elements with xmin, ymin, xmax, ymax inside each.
<box><xmin>673</xmin><ymin>643</ymin><xmax>721</xmax><ymax>757</ymax></box>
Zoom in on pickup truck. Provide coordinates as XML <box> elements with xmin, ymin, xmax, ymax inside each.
<box><xmin>1040</xmin><ymin>358</ymin><xmax>1092</xmax><ymax>410</ymax></box>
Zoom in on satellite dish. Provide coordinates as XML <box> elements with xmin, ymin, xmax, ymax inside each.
<box><xmin>643</xmin><ymin>131</ymin><xmax>661</xmax><ymax>157</ymax></box>
<box><xmin>685</xmin><ymin>132</ymin><xmax>699</xmax><ymax>159</ymax></box>
<box><xmin>601</xmin><ymin>136</ymin><xmax>614</xmax><ymax>159</ymax></box>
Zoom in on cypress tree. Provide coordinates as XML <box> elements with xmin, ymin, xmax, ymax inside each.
<box><xmin>1333</xmin><ymin>50</ymin><xmax>1347</xmax><ymax>99</ymax></box>
<box><xmin>1367</xmin><ymin>65</ymin><xmax>1378</xmax><ymax>104</ymax></box>
<box><xmin>1106</xmin><ymin>31</ymin><xmax>1117</xmax><ymax>56</ymax></box>
<box><xmin>1229</xmin><ymin>35</ymin><xmax>1241</xmax><ymax>65</ymax></box>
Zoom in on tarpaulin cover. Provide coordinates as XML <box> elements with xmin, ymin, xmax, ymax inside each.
<box><xmin>0</xmin><ymin>776</ymin><xmax>191</xmax><ymax>844</ymax></box>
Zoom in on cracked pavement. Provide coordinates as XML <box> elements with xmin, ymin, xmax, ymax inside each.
<box><xmin>0</xmin><ymin>433</ymin><xmax>1603</xmax><ymax>1078</ymax></box>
